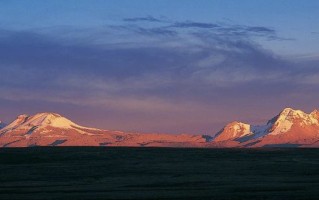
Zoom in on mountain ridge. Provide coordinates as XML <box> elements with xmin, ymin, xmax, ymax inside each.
<box><xmin>1</xmin><ymin>107</ymin><xmax>319</xmax><ymax>147</ymax></box>
<box><xmin>0</xmin><ymin>112</ymin><xmax>206</xmax><ymax>147</ymax></box>
<box><xmin>210</xmin><ymin>107</ymin><xmax>319</xmax><ymax>147</ymax></box>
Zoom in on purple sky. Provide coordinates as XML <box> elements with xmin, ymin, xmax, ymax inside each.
<box><xmin>0</xmin><ymin>0</ymin><xmax>319</xmax><ymax>134</ymax></box>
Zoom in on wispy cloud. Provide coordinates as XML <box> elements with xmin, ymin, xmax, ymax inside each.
<box><xmin>120</xmin><ymin>17</ymin><xmax>288</xmax><ymax>41</ymax></box>
<box><xmin>245</xmin><ymin>26</ymin><xmax>275</xmax><ymax>34</ymax></box>
<box><xmin>0</xmin><ymin>27</ymin><xmax>315</xmax><ymax>100</ymax></box>
<box><xmin>0</xmin><ymin>17</ymin><xmax>316</xmax><ymax>133</ymax></box>
<box><xmin>129</xmin><ymin>26</ymin><xmax>177</xmax><ymax>37</ymax></box>
<box><xmin>123</xmin><ymin>16</ymin><xmax>166</xmax><ymax>23</ymax></box>
<box><xmin>170</xmin><ymin>21</ymin><xmax>220</xmax><ymax>29</ymax></box>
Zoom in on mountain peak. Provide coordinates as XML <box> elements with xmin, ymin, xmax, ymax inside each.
<box><xmin>311</xmin><ymin>109</ymin><xmax>319</xmax><ymax>117</ymax></box>
<box><xmin>31</xmin><ymin>112</ymin><xmax>63</xmax><ymax>122</ymax></box>
<box><xmin>26</xmin><ymin>112</ymin><xmax>75</xmax><ymax>128</ymax></box>
<box><xmin>34</xmin><ymin>112</ymin><xmax>62</xmax><ymax>117</ymax></box>
<box><xmin>269</xmin><ymin>107</ymin><xmax>317</xmax><ymax>135</ymax></box>
<box><xmin>17</xmin><ymin>114</ymin><xmax>29</xmax><ymax>119</ymax></box>
<box><xmin>281</xmin><ymin>107</ymin><xmax>295</xmax><ymax>112</ymax></box>
<box><xmin>2</xmin><ymin>112</ymin><xmax>80</xmax><ymax>132</ymax></box>
<box><xmin>213</xmin><ymin>121</ymin><xmax>251</xmax><ymax>142</ymax></box>
<box><xmin>211</xmin><ymin>107</ymin><xmax>319</xmax><ymax>146</ymax></box>
<box><xmin>279</xmin><ymin>107</ymin><xmax>305</xmax><ymax>117</ymax></box>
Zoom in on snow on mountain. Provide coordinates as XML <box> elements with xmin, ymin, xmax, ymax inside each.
<box><xmin>213</xmin><ymin>121</ymin><xmax>251</xmax><ymax>142</ymax></box>
<box><xmin>311</xmin><ymin>109</ymin><xmax>319</xmax><ymax>122</ymax></box>
<box><xmin>211</xmin><ymin>107</ymin><xmax>319</xmax><ymax>147</ymax></box>
<box><xmin>268</xmin><ymin>108</ymin><xmax>319</xmax><ymax>135</ymax></box>
<box><xmin>0</xmin><ymin>112</ymin><xmax>206</xmax><ymax>147</ymax></box>
<box><xmin>1</xmin><ymin>108</ymin><xmax>319</xmax><ymax>148</ymax></box>
<box><xmin>1</xmin><ymin>112</ymin><xmax>100</xmax><ymax>135</ymax></box>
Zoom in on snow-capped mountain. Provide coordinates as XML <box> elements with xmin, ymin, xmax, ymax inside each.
<box><xmin>1</xmin><ymin>112</ymin><xmax>100</xmax><ymax>135</ymax></box>
<box><xmin>210</xmin><ymin>108</ymin><xmax>319</xmax><ymax>147</ymax></box>
<box><xmin>213</xmin><ymin>121</ymin><xmax>251</xmax><ymax>142</ymax></box>
<box><xmin>0</xmin><ymin>112</ymin><xmax>205</xmax><ymax>147</ymax></box>
<box><xmin>1</xmin><ymin>108</ymin><xmax>319</xmax><ymax>148</ymax></box>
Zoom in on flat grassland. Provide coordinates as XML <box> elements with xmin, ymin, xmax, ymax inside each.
<box><xmin>0</xmin><ymin>147</ymin><xmax>319</xmax><ymax>199</ymax></box>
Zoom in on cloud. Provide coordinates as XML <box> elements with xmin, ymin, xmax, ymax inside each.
<box><xmin>123</xmin><ymin>16</ymin><xmax>165</xmax><ymax>23</ymax></box>
<box><xmin>122</xmin><ymin>17</ymin><xmax>277</xmax><ymax>37</ymax></box>
<box><xmin>128</xmin><ymin>27</ymin><xmax>178</xmax><ymax>37</ymax></box>
<box><xmin>120</xmin><ymin>17</ymin><xmax>287</xmax><ymax>41</ymax></box>
<box><xmin>0</xmin><ymin>18</ymin><xmax>317</xmax><ymax>133</ymax></box>
<box><xmin>170</xmin><ymin>21</ymin><xmax>220</xmax><ymax>29</ymax></box>
<box><xmin>0</xmin><ymin>27</ymin><xmax>314</xmax><ymax>102</ymax></box>
<box><xmin>245</xmin><ymin>26</ymin><xmax>275</xmax><ymax>34</ymax></box>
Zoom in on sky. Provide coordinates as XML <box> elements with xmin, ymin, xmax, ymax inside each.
<box><xmin>0</xmin><ymin>0</ymin><xmax>319</xmax><ymax>134</ymax></box>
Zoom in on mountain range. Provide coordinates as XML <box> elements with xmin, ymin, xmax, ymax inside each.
<box><xmin>1</xmin><ymin>107</ymin><xmax>319</xmax><ymax>147</ymax></box>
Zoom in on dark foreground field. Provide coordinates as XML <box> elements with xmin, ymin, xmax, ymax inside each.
<box><xmin>0</xmin><ymin>147</ymin><xmax>319</xmax><ymax>200</ymax></box>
